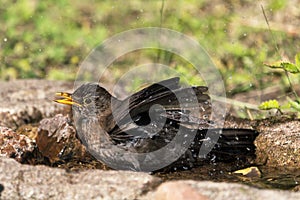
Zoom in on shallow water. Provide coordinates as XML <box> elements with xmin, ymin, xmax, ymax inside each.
<box><xmin>155</xmin><ymin>163</ymin><xmax>300</xmax><ymax>190</ymax></box>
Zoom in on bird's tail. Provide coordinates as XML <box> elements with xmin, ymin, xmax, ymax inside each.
<box><xmin>195</xmin><ymin>128</ymin><xmax>259</xmax><ymax>162</ymax></box>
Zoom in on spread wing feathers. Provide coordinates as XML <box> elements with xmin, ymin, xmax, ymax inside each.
<box><xmin>109</xmin><ymin>77</ymin><xmax>211</xmax><ymax>137</ymax></box>
<box><xmin>111</xmin><ymin>77</ymin><xmax>180</xmax><ymax>124</ymax></box>
<box><xmin>125</xmin><ymin>77</ymin><xmax>181</xmax><ymax>105</ymax></box>
<box><xmin>125</xmin><ymin>85</ymin><xmax>210</xmax><ymax>123</ymax></box>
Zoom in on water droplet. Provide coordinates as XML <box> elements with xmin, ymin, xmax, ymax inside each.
<box><xmin>181</xmin><ymin>116</ymin><xmax>188</xmax><ymax>122</ymax></box>
<box><xmin>134</xmin><ymin>115</ymin><xmax>141</xmax><ymax>122</ymax></box>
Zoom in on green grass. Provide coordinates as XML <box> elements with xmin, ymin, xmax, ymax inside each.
<box><xmin>1</xmin><ymin>0</ymin><xmax>299</xmax><ymax>115</ymax></box>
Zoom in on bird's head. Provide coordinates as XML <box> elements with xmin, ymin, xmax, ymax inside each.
<box><xmin>54</xmin><ymin>83</ymin><xmax>115</xmax><ymax>117</ymax></box>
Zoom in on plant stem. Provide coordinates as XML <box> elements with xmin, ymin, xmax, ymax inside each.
<box><xmin>284</xmin><ymin>70</ymin><xmax>299</xmax><ymax>99</ymax></box>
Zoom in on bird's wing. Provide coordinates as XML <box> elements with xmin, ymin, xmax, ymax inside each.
<box><xmin>111</xmin><ymin>77</ymin><xmax>180</xmax><ymax>125</ymax></box>
<box><xmin>125</xmin><ymin>77</ymin><xmax>181</xmax><ymax>105</ymax></box>
<box><xmin>128</xmin><ymin>86</ymin><xmax>210</xmax><ymax>124</ymax></box>
<box><xmin>109</xmin><ymin>78</ymin><xmax>212</xmax><ymax>137</ymax></box>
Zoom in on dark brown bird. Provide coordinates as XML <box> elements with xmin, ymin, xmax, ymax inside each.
<box><xmin>55</xmin><ymin>77</ymin><xmax>258</xmax><ymax>172</ymax></box>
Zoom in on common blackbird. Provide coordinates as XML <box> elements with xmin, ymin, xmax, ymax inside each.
<box><xmin>55</xmin><ymin>77</ymin><xmax>258</xmax><ymax>171</ymax></box>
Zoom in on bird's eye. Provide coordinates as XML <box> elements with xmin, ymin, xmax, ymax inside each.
<box><xmin>84</xmin><ymin>98</ymin><xmax>92</xmax><ymax>105</ymax></box>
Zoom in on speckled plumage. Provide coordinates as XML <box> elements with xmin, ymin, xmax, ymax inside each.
<box><xmin>58</xmin><ymin>77</ymin><xmax>258</xmax><ymax>171</ymax></box>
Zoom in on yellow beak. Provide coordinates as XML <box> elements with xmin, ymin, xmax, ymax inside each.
<box><xmin>54</xmin><ymin>92</ymin><xmax>82</xmax><ymax>107</ymax></box>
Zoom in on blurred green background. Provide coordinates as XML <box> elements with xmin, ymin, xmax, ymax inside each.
<box><xmin>1</xmin><ymin>0</ymin><xmax>299</xmax><ymax>99</ymax></box>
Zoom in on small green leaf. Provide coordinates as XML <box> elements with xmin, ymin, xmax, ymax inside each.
<box><xmin>264</xmin><ymin>61</ymin><xmax>284</xmax><ymax>69</ymax></box>
<box><xmin>264</xmin><ymin>60</ymin><xmax>300</xmax><ymax>73</ymax></box>
<box><xmin>258</xmin><ymin>99</ymin><xmax>280</xmax><ymax>110</ymax></box>
<box><xmin>287</xmin><ymin>97</ymin><xmax>300</xmax><ymax>112</ymax></box>
<box><xmin>295</xmin><ymin>53</ymin><xmax>300</xmax><ymax>67</ymax></box>
<box><xmin>279</xmin><ymin>102</ymin><xmax>291</xmax><ymax>109</ymax></box>
<box><xmin>281</xmin><ymin>62</ymin><xmax>300</xmax><ymax>74</ymax></box>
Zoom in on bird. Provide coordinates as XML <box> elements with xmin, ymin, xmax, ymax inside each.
<box><xmin>54</xmin><ymin>77</ymin><xmax>258</xmax><ymax>172</ymax></box>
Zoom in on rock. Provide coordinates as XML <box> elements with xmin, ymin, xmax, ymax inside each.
<box><xmin>0</xmin><ymin>157</ymin><xmax>161</xmax><ymax>200</ymax></box>
<box><xmin>36</xmin><ymin>114</ymin><xmax>107</xmax><ymax>170</ymax></box>
<box><xmin>1</xmin><ymin>156</ymin><xmax>298</xmax><ymax>200</ymax></box>
<box><xmin>0</xmin><ymin>126</ymin><xmax>38</xmax><ymax>164</ymax></box>
<box><xmin>143</xmin><ymin>180</ymin><xmax>300</xmax><ymax>200</ymax></box>
<box><xmin>16</xmin><ymin>124</ymin><xmax>39</xmax><ymax>140</ymax></box>
<box><xmin>0</xmin><ymin>80</ymin><xmax>73</xmax><ymax>129</ymax></box>
<box><xmin>254</xmin><ymin>119</ymin><xmax>300</xmax><ymax>168</ymax></box>
<box><xmin>294</xmin><ymin>185</ymin><xmax>300</xmax><ymax>192</ymax></box>
<box><xmin>37</xmin><ymin>114</ymin><xmax>79</xmax><ymax>163</ymax></box>
<box><xmin>153</xmin><ymin>181</ymin><xmax>209</xmax><ymax>200</ymax></box>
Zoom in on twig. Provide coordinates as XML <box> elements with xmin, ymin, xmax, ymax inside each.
<box><xmin>210</xmin><ymin>95</ymin><xmax>260</xmax><ymax>110</ymax></box>
<box><xmin>261</xmin><ymin>5</ymin><xmax>280</xmax><ymax>57</ymax></box>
